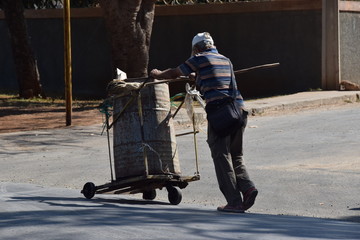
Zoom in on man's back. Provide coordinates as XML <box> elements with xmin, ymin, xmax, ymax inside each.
<box><xmin>179</xmin><ymin>48</ymin><xmax>235</xmax><ymax>103</ymax></box>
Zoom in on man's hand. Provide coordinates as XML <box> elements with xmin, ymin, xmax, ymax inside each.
<box><xmin>149</xmin><ymin>68</ymin><xmax>182</xmax><ymax>80</ymax></box>
<box><xmin>189</xmin><ymin>72</ymin><xmax>196</xmax><ymax>82</ymax></box>
<box><xmin>150</xmin><ymin>69</ymin><xmax>162</xmax><ymax>79</ymax></box>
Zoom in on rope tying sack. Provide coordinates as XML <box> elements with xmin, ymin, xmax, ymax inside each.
<box><xmin>106</xmin><ymin>80</ymin><xmax>142</xmax><ymax>97</ymax></box>
<box><xmin>140</xmin><ymin>143</ymin><xmax>169</xmax><ymax>174</ymax></box>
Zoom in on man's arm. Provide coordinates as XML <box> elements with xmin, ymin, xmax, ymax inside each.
<box><xmin>150</xmin><ymin>67</ymin><xmax>182</xmax><ymax>80</ymax></box>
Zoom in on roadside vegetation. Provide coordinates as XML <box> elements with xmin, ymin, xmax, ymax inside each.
<box><xmin>0</xmin><ymin>92</ymin><xmax>101</xmax><ymax>109</ymax></box>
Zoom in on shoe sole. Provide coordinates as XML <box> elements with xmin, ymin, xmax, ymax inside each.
<box><xmin>243</xmin><ymin>190</ymin><xmax>258</xmax><ymax>210</ymax></box>
<box><xmin>217</xmin><ymin>207</ymin><xmax>244</xmax><ymax>213</ymax></box>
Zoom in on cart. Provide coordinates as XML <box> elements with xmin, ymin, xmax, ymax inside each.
<box><xmin>81</xmin><ymin>78</ymin><xmax>202</xmax><ymax>205</ymax></box>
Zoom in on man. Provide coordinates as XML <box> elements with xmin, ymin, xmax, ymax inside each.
<box><xmin>150</xmin><ymin>32</ymin><xmax>258</xmax><ymax>213</ymax></box>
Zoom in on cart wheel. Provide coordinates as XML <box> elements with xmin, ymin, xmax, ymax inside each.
<box><xmin>167</xmin><ymin>186</ymin><xmax>182</xmax><ymax>205</ymax></box>
<box><xmin>142</xmin><ymin>189</ymin><xmax>156</xmax><ymax>200</ymax></box>
<box><xmin>82</xmin><ymin>182</ymin><xmax>96</xmax><ymax>199</ymax></box>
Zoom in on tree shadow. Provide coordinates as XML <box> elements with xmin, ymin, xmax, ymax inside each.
<box><xmin>2</xmin><ymin>192</ymin><xmax>359</xmax><ymax>240</ymax></box>
<box><xmin>0</xmin><ymin>128</ymin><xmax>104</xmax><ymax>155</ymax></box>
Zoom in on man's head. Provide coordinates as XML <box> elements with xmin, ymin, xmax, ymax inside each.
<box><xmin>191</xmin><ymin>32</ymin><xmax>215</xmax><ymax>55</ymax></box>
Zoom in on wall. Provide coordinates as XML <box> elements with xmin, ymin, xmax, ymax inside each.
<box><xmin>340</xmin><ymin>9</ymin><xmax>360</xmax><ymax>85</ymax></box>
<box><xmin>0</xmin><ymin>20</ymin><xmax>16</xmax><ymax>90</ymax></box>
<box><xmin>0</xmin><ymin>9</ymin><xmax>113</xmax><ymax>98</ymax></box>
<box><xmin>150</xmin><ymin>3</ymin><xmax>322</xmax><ymax>98</ymax></box>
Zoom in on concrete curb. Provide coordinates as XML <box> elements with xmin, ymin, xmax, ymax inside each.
<box><xmin>246</xmin><ymin>91</ymin><xmax>360</xmax><ymax>116</ymax></box>
<box><xmin>172</xmin><ymin>91</ymin><xmax>360</xmax><ymax>127</ymax></box>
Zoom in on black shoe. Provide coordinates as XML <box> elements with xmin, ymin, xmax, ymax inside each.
<box><xmin>243</xmin><ymin>187</ymin><xmax>258</xmax><ymax>210</ymax></box>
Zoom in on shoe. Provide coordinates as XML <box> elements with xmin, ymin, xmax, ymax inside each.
<box><xmin>243</xmin><ymin>187</ymin><xmax>258</xmax><ymax>210</ymax></box>
<box><xmin>217</xmin><ymin>204</ymin><xmax>244</xmax><ymax>213</ymax></box>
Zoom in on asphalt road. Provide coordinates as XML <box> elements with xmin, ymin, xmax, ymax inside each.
<box><xmin>1</xmin><ymin>182</ymin><xmax>359</xmax><ymax>240</ymax></box>
<box><xmin>1</xmin><ymin>103</ymin><xmax>359</xmax><ymax>223</ymax></box>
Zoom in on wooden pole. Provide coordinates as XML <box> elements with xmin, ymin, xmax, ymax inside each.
<box><xmin>64</xmin><ymin>0</ymin><xmax>72</xmax><ymax>126</ymax></box>
<box><xmin>234</xmin><ymin>63</ymin><xmax>280</xmax><ymax>75</ymax></box>
<box><xmin>322</xmin><ymin>0</ymin><xmax>340</xmax><ymax>90</ymax></box>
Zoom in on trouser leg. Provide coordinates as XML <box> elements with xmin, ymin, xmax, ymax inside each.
<box><xmin>230</xmin><ymin>114</ymin><xmax>255</xmax><ymax>193</ymax></box>
<box><xmin>207</xmin><ymin>125</ymin><xmax>242</xmax><ymax>206</ymax></box>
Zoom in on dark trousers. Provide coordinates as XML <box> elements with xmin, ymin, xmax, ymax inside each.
<box><xmin>207</xmin><ymin>112</ymin><xmax>255</xmax><ymax>206</ymax></box>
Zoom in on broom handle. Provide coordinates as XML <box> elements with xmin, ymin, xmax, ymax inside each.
<box><xmin>234</xmin><ymin>62</ymin><xmax>280</xmax><ymax>74</ymax></box>
<box><xmin>125</xmin><ymin>63</ymin><xmax>280</xmax><ymax>84</ymax></box>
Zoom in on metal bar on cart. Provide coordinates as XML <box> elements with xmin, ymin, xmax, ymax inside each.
<box><xmin>177</xmin><ymin>175</ymin><xmax>200</xmax><ymax>183</ymax></box>
<box><xmin>108</xmin><ymin>95</ymin><xmax>136</xmax><ymax>129</ymax></box>
<box><xmin>172</xmin><ymin>97</ymin><xmax>185</xmax><ymax>119</ymax></box>
<box><xmin>192</xmin><ymin>113</ymin><xmax>200</xmax><ymax>175</ymax></box>
<box><xmin>176</xmin><ymin>130</ymin><xmax>199</xmax><ymax>137</ymax></box>
<box><xmin>136</xmin><ymin>77</ymin><xmax>153</xmax><ymax>177</ymax></box>
<box><xmin>144</xmin><ymin>76</ymin><xmax>190</xmax><ymax>86</ymax></box>
<box><xmin>114</xmin><ymin>187</ymin><xmax>138</xmax><ymax>195</ymax></box>
<box><xmin>105</xmin><ymin>114</ymin><xmax>114</xmax><ymax>182</ymax></box>
<box><xmin>137</xmin><ymin>90</ymin><xmax>149</xmax><ymax>176</ymax></box>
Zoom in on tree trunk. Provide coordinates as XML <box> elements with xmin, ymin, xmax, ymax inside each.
<box><xmin>99</xmin><ymin>0</ymin><xmax>155</xmax><ymax>78</ymax></box>
<box><xmin>2</xmin><ymin>0</ymin><xmax>44</xmax><ymax>98</ymax></box>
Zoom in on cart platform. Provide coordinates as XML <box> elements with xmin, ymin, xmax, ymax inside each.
<box><xmin>81</xmin><ymin>173</ymin><xmax>200</xmax><ymax>205</ymax></box>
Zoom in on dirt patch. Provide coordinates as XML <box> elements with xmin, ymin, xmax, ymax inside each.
<box><xmin>0</xmin><ymin>107</ymin><xmax>104</xmax><ymax>133</ymax></box>
<box><xmin>0</xmin><ymin>96</ymin><xmax>189</xmax><ymax>134</ymax></box>
<box><xmin>0</xmin><ymin>97</ymin><xmax>104</xmax><ymax>134</ymax></box>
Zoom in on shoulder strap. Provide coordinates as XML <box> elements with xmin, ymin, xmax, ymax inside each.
<box><xmin>228</xmin><ymin>60</ymin><xmax>238</xmax><ymax>100</ymax></box>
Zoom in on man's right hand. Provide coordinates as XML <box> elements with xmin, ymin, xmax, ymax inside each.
<box><xmin>149</xmin><ymin>68</ymin><xmax>182</xmax><ymax>80</ymax></box>
<box><xmin>150</xmin><ymin>69</ymin><xmax>162</xmax><ymax>79</ymax></box>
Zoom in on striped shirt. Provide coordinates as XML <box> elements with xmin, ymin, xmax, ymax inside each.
<box><xmin>178</xmin><ymin>48</ymin><xmax>244</xmax><ymax>105</ymax></box>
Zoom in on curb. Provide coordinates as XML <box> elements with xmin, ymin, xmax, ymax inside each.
<box><xmin>172</xmin><ymin>91</ymin><xmax>360</xmax><ymax>127</ymax></box>
<box><xmin>246</xmin><ymin>91</ymin><xmax>360</xmax><ymax>116</ymax></box>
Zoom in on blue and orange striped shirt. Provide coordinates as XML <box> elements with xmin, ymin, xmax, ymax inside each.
<box><xmin>178</xmin><ymin>48</ymin><xmax>244</xmax><ymax>106</ymax></box>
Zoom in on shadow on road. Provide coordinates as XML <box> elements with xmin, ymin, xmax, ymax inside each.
<box><xmin>1</xmin><ymin>191</ymin><xmax>359</xmax><ymax>240</ymax></box>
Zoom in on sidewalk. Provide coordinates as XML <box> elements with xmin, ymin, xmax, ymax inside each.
<box><xmin>246</xmin><ymin>90</ymin><xmax>360</xmax><ymax>115</ymax></box>
<box><xmin>173</xmin><ymin>91</ymin><xmax>360</xmax><ymax>126</ymax></box>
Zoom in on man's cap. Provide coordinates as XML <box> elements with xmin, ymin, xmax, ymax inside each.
<box><xmin>192</xmin><ymin>32</ymin><xmax>214</xmax><ymax>48</ymax></box>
